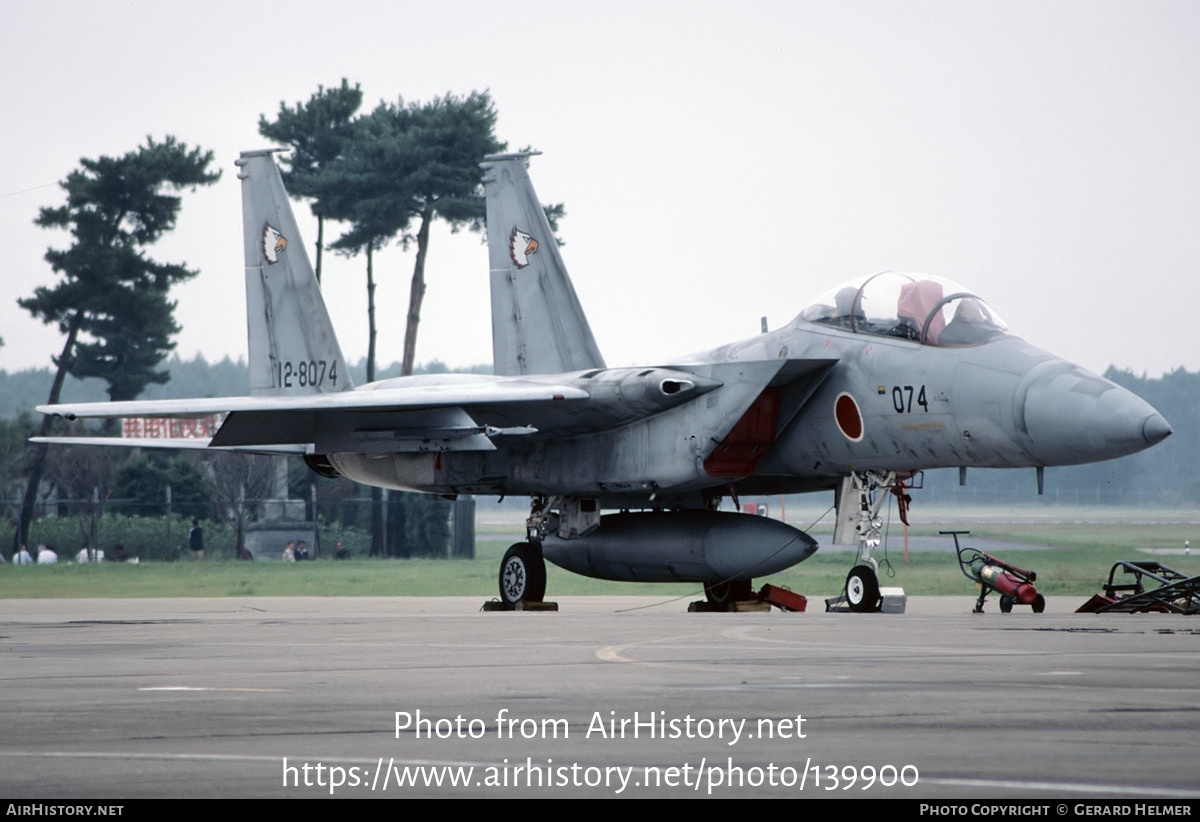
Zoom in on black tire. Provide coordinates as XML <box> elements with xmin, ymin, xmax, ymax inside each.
<box><xmin>1031</xmin><ymin>594</ymin><xmax>1046</xmax><ymax>614</ymax></box>
<box><xmin>705</xmin><ymin>579</ymin><xmax>754</xmax><ymax>605</ymax></box>
<box><xmin>999</xmin><ymin>595</ymin><xmax>1014</xmax><ymax>613</ymax></box>
<box><xmin>499</xmin><ymin>542</ymin><xmax>546</xmax><ymax>606</ymax></box>
<box><xmin>845</xmin><ymin>565</ymin><xmax>881</xmax><ymax>613</ymax></box>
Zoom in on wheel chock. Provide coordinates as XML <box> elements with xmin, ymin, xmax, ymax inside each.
<box><xmin>687</xmin><ymin>599</ymin><xmax>766</xmax><ymax>612</ymax></box>
<box><xmin>879</xmin><ymin>587</ymin><xmax>907</xmax><ymax>613</ymax></box>
<box><xmin>826</xmin><ymin>588</ymin><xmax>907</xmax><ymax>613</ymax></box>
<box><xmin>515</xmin><ymin>601</ymin><xmax>559</xmax><ymax>611</ymax></box>
<box><xmin>481</xmin><ymin>600</ymin><xmax>559</xmax><ymax>612</ymax></box>
<box><xmin>731</xmin><ymin>599</ymin><xmax>771</xmax><ymax>612</ymax></box>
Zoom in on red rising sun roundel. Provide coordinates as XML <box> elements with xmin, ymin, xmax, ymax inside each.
<box><xmin>835</xmin><ymin>392</ymin><xmax>864</xmax><ymax>442</ymax></box>
<box><xmin>509</xmin><ymin>228</ymin><xmax>539</xmax><ymax>268</ymax></box>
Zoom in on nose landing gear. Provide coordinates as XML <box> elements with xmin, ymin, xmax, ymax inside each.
<box><xmin>828</xmin><ymin>471</ymin><xmax>903</xmax><ymax>613</ymax></box>
<box><xmin>844</xmin><ymin>564</ymin><xmax>882</xmax><ymax>613</ymax></box>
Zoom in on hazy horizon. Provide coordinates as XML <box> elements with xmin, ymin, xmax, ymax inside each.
<box><xmin>4</xmin><ymin>1</ymin><xmax>1197</xmax><ymax>380</ymax></box>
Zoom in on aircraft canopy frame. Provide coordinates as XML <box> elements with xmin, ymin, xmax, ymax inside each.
<box><xmin>799</xmin><ymin>272</ymin><xmax>1010</xmax><ymax>347</ymax></box>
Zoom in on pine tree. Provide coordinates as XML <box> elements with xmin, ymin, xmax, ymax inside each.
<box><xmin>258</xmin><ymin>79</ymin><xmax>363</xmax><ymax>283</ymax></box>
<box><xmin>14</xmin><ymin>136</ymin><xmax>219</xmax><ymax>553</ymax></box>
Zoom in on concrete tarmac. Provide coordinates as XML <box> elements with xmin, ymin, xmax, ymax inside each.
<box><xmin>0</xmin><ymin>595</ymin><xmax>1196</xmax><ymax>799</ymax></box>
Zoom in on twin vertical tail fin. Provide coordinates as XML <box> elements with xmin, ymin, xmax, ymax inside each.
<box><xmin>236</xmin><ymin>149</ymin><xmax>353</xmax><ymax>396</ymax></box>
<box><xmin>482</xmin><ymin>152</ymin><xmax>605</xmax><ymax>376</ymax></box>
<box><xmin>237</xmin><ymin>150</ymin><xmax>596</xmax><ymax>389</ymax></box>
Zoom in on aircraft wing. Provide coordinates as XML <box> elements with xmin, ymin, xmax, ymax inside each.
<box><xmin>38</xmin><ymin>380</ymin><xmax>589</xmax><ymax>420</ymax></box>
<box><xmin>37</xmin><ymin>379</ymin><xmax>591</xmax><ymax>454</ymax></box>
<box><xmin>36</xmin><ymin>359</ymin><xmax>838</xmax><ymax>456</ymax></box>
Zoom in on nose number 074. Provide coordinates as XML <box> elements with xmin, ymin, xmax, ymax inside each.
<box><xmin>891</xmin><ymin>385</ymin><xmax>928</xmax><ymax>414</ymax></box>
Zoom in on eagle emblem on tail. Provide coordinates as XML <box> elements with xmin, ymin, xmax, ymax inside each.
<box><xmin>509</xmin><ymin>228</ymin><xmax>539</xmax><ymax>268</ymax></box>
<box><xmin>262</xmin><ymin>225</ymin><xmax>287</xmax><ymax>264</ymax></box>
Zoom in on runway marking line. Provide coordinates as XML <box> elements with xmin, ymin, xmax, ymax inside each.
<box><xmin>596</xmin><ymin>633</ymin><xmax>717</xmax><ymax>664</ymax></box>
<box><xmin>596</xmin><ymin>645</ymin><xmax>637</xmax><ymax>663</ymax></box>
<box><xmin>138</xmin><ymin>686</ymin><xmax>289</xmax><ymax>692</ymax></box>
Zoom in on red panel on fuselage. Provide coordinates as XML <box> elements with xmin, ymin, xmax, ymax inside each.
<box><xmin>703</xmin><ymin>388</ymin><xmax>781</xmax><ymax>476</ymax></box>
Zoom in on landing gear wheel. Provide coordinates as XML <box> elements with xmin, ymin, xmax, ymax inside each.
<box><xmin>705</xmin><ymin>579</ymin><xmax>754</xmax><ymax>605</ymax></box>
<box><xmin>845</xmin><ymin>565</ymin><xmax>882</xmax><ymax>613</ymax></box>
<box><xmin>999</xmin><ymin>595</ymin><xmax>1014</xmax><ymax>613</ymax></box>
<box><xmin>499</xmin><ymin>542</ymin><xmax>546</xmax><ymax>607</ymax></box>
<box><xmin>1031</xmin><ymin>594</ymin><xmax>1046</xmax><ymax>613</ymax></box>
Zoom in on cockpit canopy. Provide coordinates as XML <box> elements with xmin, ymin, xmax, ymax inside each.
<box><xmin>800</xmin><ymin>272</ymin><xmax>1009</xmax><ymax>346</ymax></box>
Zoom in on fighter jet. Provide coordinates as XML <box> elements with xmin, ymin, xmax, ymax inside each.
<box><xmin>37</xmin><ymin>149</ymin><xmax>1172</xmax><ymax>610</ymax></box>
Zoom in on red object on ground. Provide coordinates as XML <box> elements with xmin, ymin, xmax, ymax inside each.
<box><xmin>759</xmin><ymin>584</ymin><xmax>807</xmax><ymax>612</ymax></box>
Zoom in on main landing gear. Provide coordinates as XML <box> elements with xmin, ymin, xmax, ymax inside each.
<box><xmin>495</xmin><ymin>496</ymin><xmax>558</xmax><ymax>609</ymax></box>
<box><xmin>499</xmin><ymin>542</ymin><xmax>546</xmax><ymax>606</ymax></box>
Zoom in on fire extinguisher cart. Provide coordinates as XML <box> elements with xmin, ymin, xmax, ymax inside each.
<box><xmin>944</xmin><ymin>530</ymin><xmax>1046</xmax><ymax>614</ymax></box>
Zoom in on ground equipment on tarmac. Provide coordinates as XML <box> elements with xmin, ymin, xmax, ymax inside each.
<box><xmin>687</xmin><ymin>582</ymin><xmax>808</xmax><ymax>612</ymax></box>
<box><xmin>1076</xmin><ymin>561</ymin><xmax>1200</xmax><ymax>614</ymax></box>
<box><xmin>758</xmin><ymin>584</ymin><xmax>808</xmax><ymax>612</ymax></box>
<box><xmin>945</xmin><ymin>530</ymin><xmax>1045</xmax><ymax>614</ymax></box>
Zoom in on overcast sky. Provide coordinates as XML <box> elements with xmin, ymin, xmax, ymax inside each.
<box><xmin>2</xmin><ymin>0</ymin><xmax>1197</xmax><ymax>383</ymax></box>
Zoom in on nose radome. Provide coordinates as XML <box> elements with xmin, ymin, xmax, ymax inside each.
<box><xmin>1021</xmin><ymin>366</ymin><xmax>1170</xmax><ymax>465</ymax></box>
<box><xmin>1142</xmin><ymin>413</ymin><xmax>1172</xmax><ymax>446</ymax></box>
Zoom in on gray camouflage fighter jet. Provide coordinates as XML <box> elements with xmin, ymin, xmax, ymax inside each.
<box><xmin>37</xmin><ymin>149</ymin><xmax>1172</xmax><ymax>610</ymax></box>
